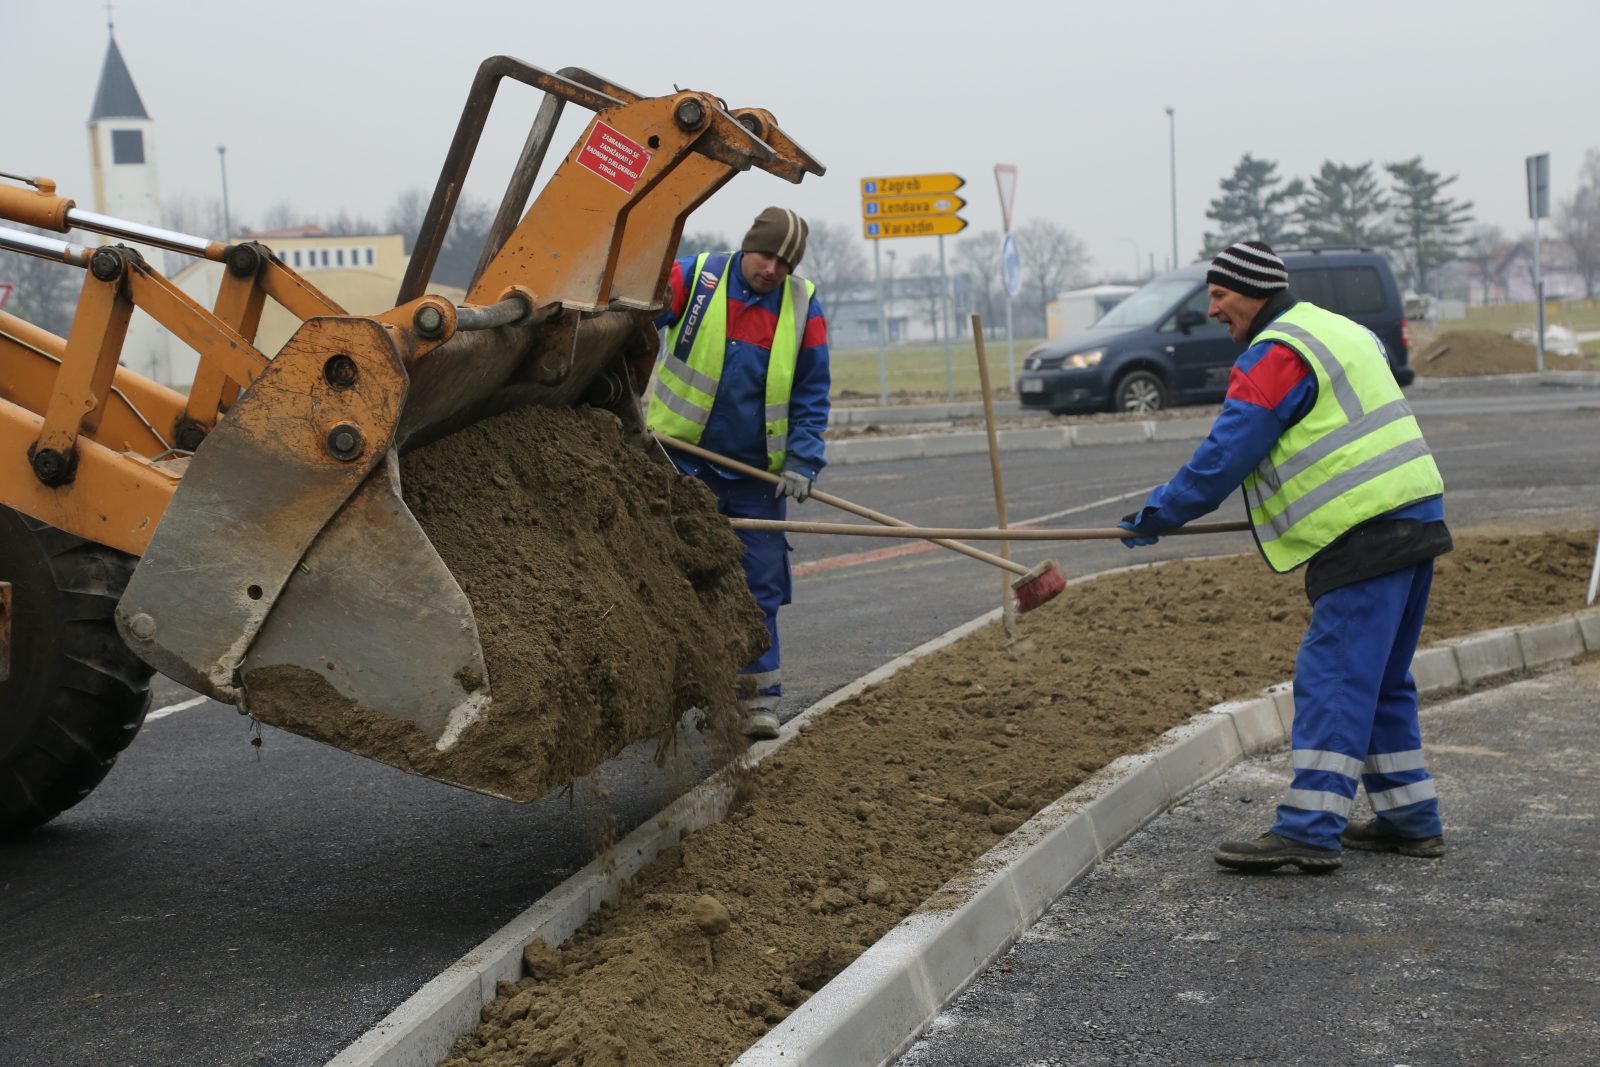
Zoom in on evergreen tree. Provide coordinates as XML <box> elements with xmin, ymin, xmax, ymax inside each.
<box><xmin>1201</xmin><ymin>154</ymin><xmax>1305</xmax><ymax>256</ymax></box>
<box><xmin>1297</xmin><ymin>161</ymin><xmax>1396</xmax><ymax>249</ymax></box>
<box><xmin>1386</xmin><ymin>157</ymin><xmax>1473</xmax><ymax>294</ymax></box>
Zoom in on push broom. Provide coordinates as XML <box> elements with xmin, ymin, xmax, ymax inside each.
<box><xmin>653</xmin><ymin>435</ymin><xmax>1068</xmax><ymax>613</ymax></box>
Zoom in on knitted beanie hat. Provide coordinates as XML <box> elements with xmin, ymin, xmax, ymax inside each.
<box><xmin>741</xmin><ymin>207</ymin><xmax>808</xmax><ymax>269</ymax></box>
<box><xmin>1207</xmin><ymin>240</ymin><xmax>1289</xmax><ymax>298</ymax></box>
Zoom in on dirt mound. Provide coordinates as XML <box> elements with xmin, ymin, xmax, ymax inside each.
<box><xmin>442</xmin><ymin>530</ymin><xmax>1597</xmax><ymax>1067</ymax></box>
<box><xmin>243</xmin><ymin>405</ymin><xmax>767</xmax><ymax>802</ymax></box>
<box><xmin>1412</xmin><ymin>329</ymin><xmax>1586</xmax><ymax>377</ymax></box>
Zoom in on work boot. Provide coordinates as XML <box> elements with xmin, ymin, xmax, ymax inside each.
<box><xmin>740</xmin><ymin>708</ymin><xmax>780</xmax><ymax>741</ymax></box>
<box><xmin>1341</xmin><ymin>819</ymin><xmax>1446</xmax><ymax>858</ymax></box>
<box><xmin>1213</xmin><ymin>832</ymin><xmax>1342</xmax><ymax>873</ymax></box>
<box><xmin>739</xmin><ymin>698</ymin><xmax>780</xmax><ymax>741</ymax></box>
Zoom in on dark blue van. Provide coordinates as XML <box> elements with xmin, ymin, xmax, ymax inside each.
<box><xmin>1017</xmin><ymin>249</ymin><xmax>1413</xmax><ymax>414</ymax></box>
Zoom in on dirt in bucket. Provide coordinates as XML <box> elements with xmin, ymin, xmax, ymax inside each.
<box><xmin>242</xmin><ymin>404</ymin><xmax>768</xmax><ymax>802</ymax></box>
<box><xmin>440</xmin><ymin>529</ymin><xmax>1598</xmax><ymax>1067</ymax></box>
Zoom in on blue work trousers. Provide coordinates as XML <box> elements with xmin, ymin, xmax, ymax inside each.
<box><xmin>1271</xmin><ymin>560</ymin><xmax>1444</xmax><ymax>850</ymax></box>
<box><xmin>682</xmin><ymin>470</ymin><xmax>791</xmax><ymax>705</ymax></box>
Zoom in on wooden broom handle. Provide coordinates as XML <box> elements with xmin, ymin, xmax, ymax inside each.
<box><xmin>727</xmin><ymin>518</ymin><xmax>1251</xmax><ymax>541</ymax></box>
<box><xmin>653</xmin><ymin>433</ymin><xmax>1033</xmax><ymax>577</ymax></box>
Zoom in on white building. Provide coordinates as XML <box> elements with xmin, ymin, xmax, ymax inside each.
<box><xmin>87</xmin><ymin>28</ymin><xmax>172</xmax><ymax>384</ymax></box>
<box><xmin>1046</xmin><ymin>284</ymin><xmax>1136</xmax><ymax>338</ymax></box>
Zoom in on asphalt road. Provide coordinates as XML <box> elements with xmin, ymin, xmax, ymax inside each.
<box><xmin>2</xmin><ymin>383</ymin><xmax>1597</xmax><ymax>1067</ymax></box>
<box><xmin>898</xmin><ymin>659</ymin><xmax>1600</xmax><ymax>1067</ymax></box>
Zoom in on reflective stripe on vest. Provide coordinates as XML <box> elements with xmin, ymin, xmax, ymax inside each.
<box><xmin>646</xmin><ymin>252</ymin><xmax>812</xmax><ymax>473</ymax></box>
<box><xmin>1241</xmin><ymin>302</ymin><xmax>1444</xmax><ymax>572</ymax></box>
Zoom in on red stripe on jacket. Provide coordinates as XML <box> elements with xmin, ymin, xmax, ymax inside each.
<box><xmin>1226</xmin><ymin>342</ymin><xmax>1309</xmax><ymax>409</ymax></box>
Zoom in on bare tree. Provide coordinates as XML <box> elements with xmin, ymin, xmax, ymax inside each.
<box><xmin>1462</xmin><ymin>224</ymin><xmax>1508</xmax><ymax>304</ymax></box>
<box><xmin>386</xmin><ymin>189</ymin><xmax>430</xmax><ymax>253</ymax></box>
<box><xmin>0</xmin><ymin>224</ymin><xmax>83</xmax><ymax>336</ymax></box>
<box><xmin>321</xmin><ymin>209</ymin><xmax>382</xmax><ymax>237</ymax></box>
<box><xmin>953</xmin><ymin>230</ymin><xmax>1002</xmax><ymax>334</ymax></box>
<box><xmin>905</xmin><ymin>254</ymin><xmax>947</xmax><ymax>340</ymax></box>
<box><xmin>1557</xmin><ymin>148</ymin><xmax>1600</xmax><ymax>300</ymax></box>
<box><xmin>799</xmin><ymin>220</ymin><xmax>867</xmax><ymax>302</ymax></box>
<box><xmin>431</xmin><ymin>196</ymin><xmax>495</xmax><ymax>291</ymax></box>
<box><xmin>255</xmin><ymin>201</ymin><xmax>301</xmax><ymax>233</ymax></box>
<box><xmin>162</xmin><ymin>195</ymin><xmax>231</xmax><ymax>241</ymax></box>
<box><xmin>1013</xmin><ymin>218</ymin><xmax>1089</xmax><ymax>321</ymax></box>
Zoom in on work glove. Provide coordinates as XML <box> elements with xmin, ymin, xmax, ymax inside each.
<box><xmin>1118</xmin><ymin>512</ymin><xmax>1159</xmax><ymax>549</ymax></box>
<box><xmin>775</xmin><ymin>470</ymin><xmax>813</xmax><ymax>503</ymax></box>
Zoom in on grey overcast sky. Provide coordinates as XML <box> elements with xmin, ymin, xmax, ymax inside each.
<box><xmin>3</xmin><ymin>0</ymin><xmax>1595</xmax><ymax>281</ymax></box>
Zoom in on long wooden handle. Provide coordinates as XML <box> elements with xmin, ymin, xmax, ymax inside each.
<box><xmin>727</xmin><ymin>518</ymin><xmax>1251</xmax><ymax>541</ymax></box>
<box><xmin>653</xmin><ymin>433</ymin><xmax>1033</xmax><ymax>576</ymax></box>
<box><xmin>971</xmin><ymin>317</ymin><xmax>1010</xmax><ymax>540</ymax></box>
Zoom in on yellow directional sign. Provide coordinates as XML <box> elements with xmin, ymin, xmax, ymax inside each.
<box><xmin>861</xmin><ymin>194</ymin><xmax>967</xmax><ymax>218</ymax></box>
<box><xmin>863</xmin><ymin>216</ymin><xmax>969</xmax><ymax>240</ymax></box>
<box><xmin>860</xmin><ymin>173</ymin><xmax>965</xmax><ymax>197</ymax></box>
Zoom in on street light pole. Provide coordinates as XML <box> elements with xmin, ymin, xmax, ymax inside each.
<box><xmin>1165</xmin><ymin>107</ymin><xmax>1178</xmax><ymax>269</ymax></box>
<box><xmin>217</xmin><ymin>145</ymin><xmax>232</xmax><ymax>239</ymax></box>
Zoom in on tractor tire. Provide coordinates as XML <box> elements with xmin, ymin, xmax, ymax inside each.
<box><xmin>0</xmin><ymin>507</ymin><xmax>153</xmax><ymax>837</ymax></box>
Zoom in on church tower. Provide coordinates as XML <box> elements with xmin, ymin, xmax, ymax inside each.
<box><xmin>86</xmin><ymin>22</ymin><xmax>171</xmax><ymax>382</ymax></box>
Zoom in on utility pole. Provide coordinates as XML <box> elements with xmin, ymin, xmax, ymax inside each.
<box><xmin>1166</xmin><ymin>107</ymin><xmax>1179</xmax><ymax>269</ymax></box>
<box><xmin>217</xmin><ymin>145</ymin><xmax>232</xmax><ymax>239</ymax></box>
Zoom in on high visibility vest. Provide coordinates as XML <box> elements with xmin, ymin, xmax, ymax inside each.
<box><xmin>1242</xmin><ymin>301</ymin><xmax>1444</xmax><ymax>572</ymax></box>
<box><xmin>646</xmin><ymin>252</ymin><xmax>813</xmax><ymax>473</ymax></box>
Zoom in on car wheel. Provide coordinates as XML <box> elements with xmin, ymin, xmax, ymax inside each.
<box><xmin>1113</xmin><ymin>370</ymin><xmax>1167</xmax><ymax>414</ymax></box>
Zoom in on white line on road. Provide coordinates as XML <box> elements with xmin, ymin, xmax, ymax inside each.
<box><xmin>147</xmin><ymin>694</ymin><xmax>209</xmax><ymax>721</ymax></box>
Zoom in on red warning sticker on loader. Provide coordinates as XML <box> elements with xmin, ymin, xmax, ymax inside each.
<box><xmin>576</xmin><ymin>122</ymin><xmax>651</xmax><ymax>193</ymax></box>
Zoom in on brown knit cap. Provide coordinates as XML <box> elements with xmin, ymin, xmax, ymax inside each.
<box><xmin>741</xmin><ymin>206</ymin><xmax>808</xmax><ymax>269</ymax></box>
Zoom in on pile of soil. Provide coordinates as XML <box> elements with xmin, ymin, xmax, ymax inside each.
<box><xmin>1412</xmin><ymin>328</ymin><xmax>1587</xmax><ymax>377</ymax></box>
<box><xmin>442</xmin><ymin>530</ymin><xmax>1597</xmax><ymax>1067</ymax></box>
<box><xmin>244</xmin><ymin>405</ymin><xmax>767</xmax><ymax>802</ymax></box>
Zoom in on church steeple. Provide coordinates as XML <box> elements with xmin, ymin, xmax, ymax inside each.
<box><xmin>85</xmin><ymin>19</ymin><xmax>171</xmax><ymax>383</ymax></box>
<box><xmin>89</xmin><ymin>32</ymin><xmax>150</xmax><ymax>122</ymax></box>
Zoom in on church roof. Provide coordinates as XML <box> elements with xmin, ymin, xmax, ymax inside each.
<box><xmin>89</xmin><ymin>34</ymin><xmax>149</xmax><ymax>121</ymax></box>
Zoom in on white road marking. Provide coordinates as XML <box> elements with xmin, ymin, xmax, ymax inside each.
<box><xmin>147</xmin><ymin>694</ymin><xmax>209</xmax><ymax>721</ymax></box>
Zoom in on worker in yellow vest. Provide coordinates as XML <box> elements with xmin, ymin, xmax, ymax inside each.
<box><xmin>1119</xmin><ymin>240</ymin><xmax>1452</xmax><ymax>873</ymax></box>
<box><xmin>648</xmin><ymin>208</ymin><xmax>831</xmax><ymax>740</ymax></box>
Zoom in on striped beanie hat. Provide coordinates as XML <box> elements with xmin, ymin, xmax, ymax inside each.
<box><xmin>1207</xmin><ymin>240</ymin><xmax>1289</xmax><ymax>298</ymax></box>
<box><xmin>742</xmin><ymin>207</ymin><xmax>808</xmax><ymax>269</ymax></box>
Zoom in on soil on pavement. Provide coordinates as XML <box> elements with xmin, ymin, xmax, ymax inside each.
<box><xmin>442</xmin><ymin>529</ymin><xmax>1597</xmax><ymax>1067</ymax></box>
<box><xmin>1412</xmin><ymin>328</ymin><xmax>1591</xmax><ymax>377</ymax></box>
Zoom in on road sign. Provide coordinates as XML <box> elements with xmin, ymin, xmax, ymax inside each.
<box><xmin>860</xmin><ymin>173</ymin><xmax>965</xmax><ymax>197</ymax></box>
<box><xmin>1526</xmin><ymin>153</ymin><xmax>1550</xmax><ymax>219</ymax></box>
<box><xmin>861</xmin><ymin>194</ymin><xmax>966</xmax><ymax>218</ymax></box>
<box><xmin>994</xmin><ymin>164</ymin><xmax>1018</xmax><ymax>233</ymax></box>
<box><xmin>0</xmin><ymin>283</ymin><xmax>12</xmax><ymax>311</ymax></box>
<box><xmin>864</xmin><ymin>216</ymin><xmax>968</xmax><ymax>240</ymax></box>
<box><xmin>1000</xmin><ymin>233</ymin><xmax>1021</xmax><ymax>298</ymax></box>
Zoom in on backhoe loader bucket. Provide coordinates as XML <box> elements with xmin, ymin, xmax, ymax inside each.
<box><xmin>108</xmin><ymin>61</ymin><xmax>822</xmax><ymax>798</ymax></box>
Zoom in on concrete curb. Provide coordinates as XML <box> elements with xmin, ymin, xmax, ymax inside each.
<box><xmin>828</xmin><ymin>417</ymin><xmax>1214</xmax><ymax>466</ymax></box>
<box><xmin>327</xmin><ymin>586</ymin><xmax>1600</xmax><ymax>1067</ymax></box>
<box><xmin>326</xmin><ymin>606</ymin><xmax>1008</xmax><ymax>1067</ymax></box>
<box><xmin>732</xmin><ymin>607</ymin><xmax>1600</xmax><ymax>1067</ymax></box>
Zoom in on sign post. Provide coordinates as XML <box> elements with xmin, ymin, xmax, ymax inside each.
<box><xmin>1526</xmin><ymin>153</ymin><xmax>1550</xmax><ymax>373</ymax></box>
<box><xmin>861</xmin><ymin>173</ymin><xmax>968</xmax><ymax>401</ymax></box>
<box><xmin>994</xmin><ymin>164</ymin><xmax>1020</xmax><ymax>386</ymax></box>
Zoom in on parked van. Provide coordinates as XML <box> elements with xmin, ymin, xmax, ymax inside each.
<box><xmin>1016</xmin><ymin>249</ymin><xmax>1413</xmax><ymax>415</ymax></box>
